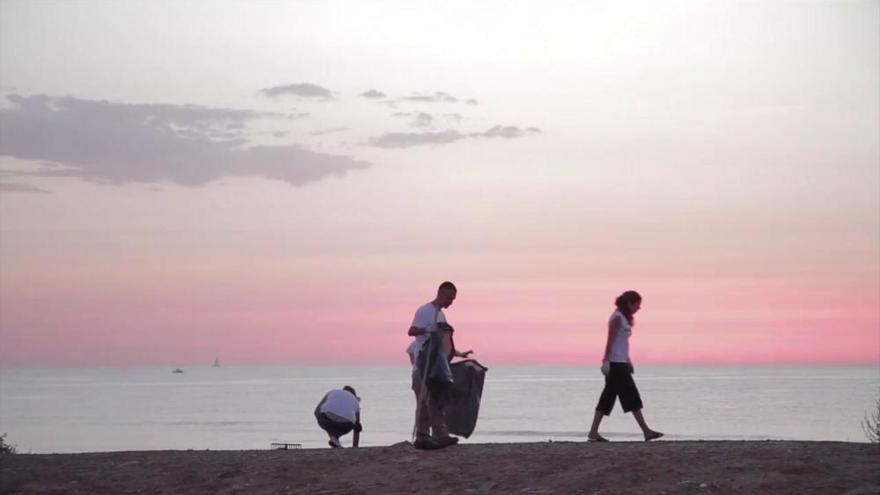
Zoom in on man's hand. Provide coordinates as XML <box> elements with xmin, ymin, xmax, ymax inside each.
<box><xmin>628</xmin><ymin>362</ymin><xmax>634</xmax><ymax>375</ymax></box>
<box><xmin>600</xmin><ymin>360</ymin><xmax>610</xmax><ymax>376</ymax></box>
<box><xmin>458</xmin><ymin>349</ymin><xmax>473</xmax><ymax>358</ymax></box>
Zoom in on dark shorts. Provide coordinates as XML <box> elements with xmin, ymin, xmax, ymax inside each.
<box><xmin>315</xmin><ymin>411</ymin><xmax>355</xmax><ymax>437</ymax></box>
<box><xmin>596</xmin><ymin>362</ymin><xmax>644</xmax><ymax>416</ymax></box>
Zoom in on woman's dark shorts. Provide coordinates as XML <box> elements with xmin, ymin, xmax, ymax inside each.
<box><xmin>596</xmin><ymin>362</ymin><xmax>644</xmax><ymax>416</ymax></box>
<box><xmin>315</xmin><ymin>411</ymin><xmax>356</xmax><ymax>437</ymax></box>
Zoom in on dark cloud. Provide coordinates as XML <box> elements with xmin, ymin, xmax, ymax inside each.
<box><xmin>465</xmin><ymin>98</ymin><xmax>479</xmax><ymax>105</ymax></box>
<box><xmin>260</xmin><ymin>83</ymin><xmax>333</xmax><ymax>99</ymax></box>
<box><xmin>0</xmin><ymin>181</ymin><xmax>49</xmax><ymax>193</ymax></box>
<box><xmin>370</xmin><ymin>124</ymin><xmax>541</xmax><ymax>149</ymax></box>
<box><xmin>360</xmin><ymin>89</ymin><xmax>386</xmax><ymax>99</ymax></box>
<box><xmin>0</xmin><ymin>94</ymin><xmax>370</xmax><ymax>187</ymax></box>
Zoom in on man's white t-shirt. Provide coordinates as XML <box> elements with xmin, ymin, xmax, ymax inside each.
<box><xmin>319</xmin><ymin>389</ymin><xmax>360</xmax><ymax>424</ymax></box>
<box><xmin>405</xmin><ymin>302</ymin><xmax>447</xmax><ymax>367</ymax></box>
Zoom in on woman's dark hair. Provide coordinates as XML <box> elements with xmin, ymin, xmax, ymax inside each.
<box><xmin>615</xmin><ymin>290</ymin><xmax>642</xmax><ymax>324</ymax></box>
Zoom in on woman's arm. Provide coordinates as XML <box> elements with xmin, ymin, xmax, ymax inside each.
<box><xmin>602</xmin><ymin>316</ymin><xmax>622</xmax><ymax>362</ymax></box>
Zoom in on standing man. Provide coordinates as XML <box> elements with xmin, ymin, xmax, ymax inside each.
<box><xmin>406</xmin><ymin>281</ymin><xmax>473</xmax><ymax>450</ymax></box>
<box><xmin>314</xmin><ymin>385</ymin><xmax>362</xmax><ymax>448</ymax></box>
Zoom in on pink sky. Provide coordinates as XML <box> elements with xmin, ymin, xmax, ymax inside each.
<box><xmin>1</xmin><ymin>228</ymin><xmax>877</xmax><ymax>366</ymax></box>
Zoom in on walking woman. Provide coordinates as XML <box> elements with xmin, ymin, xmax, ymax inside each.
<box><xmin>588</xmin><ymin>290</ymin><xmax>663</xmax><ymax>442</ymax></box>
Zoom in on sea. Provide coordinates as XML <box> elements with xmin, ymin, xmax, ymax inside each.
<box><xmin>0</xmin><ymin>365</ymin><xmax>877</xmax><ymax>453</ymax></box>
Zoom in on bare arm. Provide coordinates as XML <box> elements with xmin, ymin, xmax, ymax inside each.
<box><xmin>408</xmin><ymin>325</ymin><xmax>428</xmax><ymax>337</ymax></box>
<box><xmin>602</xmin><ymin>316</ymin><xmax>622</xmax><ymax>362</ymax></box>
<box><xmin>352</xmin><ymin>412</ymin><xmax>361</xmax><ymax>448</ymax></box>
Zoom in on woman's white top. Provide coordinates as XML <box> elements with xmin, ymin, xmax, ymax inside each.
<box><xmin>608</xmin><ymin>309</ymin><xmax>632</xmax><ymax>363</ymax></box>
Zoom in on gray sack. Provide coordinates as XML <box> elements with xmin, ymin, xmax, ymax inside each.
<box><xmin>444</xmin><ymin>359</ymin><xmax>488</xmax><ymax>438</ymax></box>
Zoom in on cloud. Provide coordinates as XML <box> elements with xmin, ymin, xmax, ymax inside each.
<box><xmin>442</xmin><ymin>113</ymin><xmax>464</xmax><ymax>125</ymax></box>
<box><xmin>369</xmin><ymin>130</ymin><xmax>464</xmax><ymax>148</ymax></box>
<box><xmin>370</xmin><ymin>124</ymin><xmax>541</xmax><ymax>148</ymax></box>
<box><xmin>479</xmin><ymin>125</ymin><xmax>542</xmax><ymax>139</ymax></box>
<box><xmin>412</xmin><ymin>112</ymin><xmax>433</xmax><ymax>128</ymax></box>
<box><xmin>465</xmin><ymin>98</ymin><xmax>479</xmax><ymax>105</ymax></box>
<box><xmin>0</xmin><ymin>181</ymin><xmax>49</xmax><ymax>193</ymax></box>
<box><xmin>308</xmin><ymin>127</ymin><xmax>351</xmax><ymax>136</ymax></box>
<box><xmin>260</xmin><ymin>83</ymin><xmax>333</xmax><ymax>99</ymax></box>
<box><xmin>360</xmin><ymin>89</ymin><xmax>386</xmax><ymax>99</ymax></box>
<box><xmin>391</xmin><ymin>112</ymin><xmax>463</xmax><ymax>128</ymax></box>
<box><xmin>400</xmin><ymin>91</ymin><xmax>459</xmax><ymax>103</ymax></box>
<box><xmin>0</xmin><ymin>94</ymin><xmax>370</xmax><ymax>187</ymax></box>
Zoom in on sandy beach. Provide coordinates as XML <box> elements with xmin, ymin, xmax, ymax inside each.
<box><xmin>1</xmin><ymin>441</ymin><xmax>877</xmax><ymax>494</ymax></box>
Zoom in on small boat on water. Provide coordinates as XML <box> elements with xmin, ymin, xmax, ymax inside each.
<box><xmin>212</xmin><ymin>358</ymin><xmax>220</xmax><ymax>367</ymax></box>
<box><xmin>172</xmin><ymin>368</ymin><xmax>184</xmax><ymax>374</ymax></box>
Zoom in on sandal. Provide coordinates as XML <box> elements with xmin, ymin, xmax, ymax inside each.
<box><xmin>644</xmin><ymin>431</ymin><xmax>664</xmax><ymax>442</ymax></box>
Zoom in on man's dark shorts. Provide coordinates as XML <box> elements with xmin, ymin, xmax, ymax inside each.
<box><xmin>315</xmin><ymin>411</ymin><xmax>359</xmax><ymax>437</ymax></box>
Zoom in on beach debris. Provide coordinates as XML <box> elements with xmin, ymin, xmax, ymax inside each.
<box><xmin>270</xmin><ymin>442</ymin><xmax>301</xmax><ymax>450</ymax></box>
<box><xmin>678</xmin><ymin>480</ymin><xmax>711</xmax><ymax>489</ymax></box>
<box><xmin>477</xmin><ymin>481</ymin><xmax>497</xmax><ymax>493</ymax></box>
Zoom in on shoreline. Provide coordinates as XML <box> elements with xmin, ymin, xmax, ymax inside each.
<box><xmin>2</xmin><ymin>440</ymin><xmax>878</xmax><ymax>494</ymax></box>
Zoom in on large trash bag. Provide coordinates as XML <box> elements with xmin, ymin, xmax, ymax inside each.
<box><xmin>445</xmin><ymin>359</ymin><xmax>488</xmax><ymax>438</ymax></box>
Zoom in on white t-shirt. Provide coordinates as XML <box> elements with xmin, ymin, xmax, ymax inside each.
<box><xmin>405</xmin><ymin>302</ymin><xmax>447</xmax><ymax>367</ymax></box>
<box><xmin>608</xmin><ymin>309</ymin><xmax>632</xmax><ymax>363</ymax></box>
<box><xmin>319</xmin><ymin>389</ymin><xmax>360</xmax><ymax>424</ymax></box>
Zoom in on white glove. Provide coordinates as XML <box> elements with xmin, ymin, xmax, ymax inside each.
<box><xmin>600</xmin><ymin>361</ymin><xmax>610</xmax><ymax>376</ymax></box>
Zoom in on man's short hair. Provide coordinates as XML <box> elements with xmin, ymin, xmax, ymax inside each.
<box><xmin>343</xmin><ymin>385</ymin><xmax>357</xmax><ymax>397</ymax></box>
<box><xmin>438</xmin><ymin>281</ymin><xmax>457</xmax><ymax>293</ymax></box>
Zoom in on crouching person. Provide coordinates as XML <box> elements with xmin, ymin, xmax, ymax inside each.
<box><xmin>314</xmin><ymin>386</ymin><xmax>362</xmax><ymax>448</ymax></box>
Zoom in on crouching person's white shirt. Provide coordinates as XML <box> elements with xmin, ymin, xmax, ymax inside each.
<box><xmin>320</xmin><ymin>389</ymin><xmax>360</xmax><ymax>424</ymax></box>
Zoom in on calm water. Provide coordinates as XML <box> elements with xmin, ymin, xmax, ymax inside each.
<box><xmin>0</xmin><ymin>365</ymin><xmax>877</xmax><ymax>453</ymax></box>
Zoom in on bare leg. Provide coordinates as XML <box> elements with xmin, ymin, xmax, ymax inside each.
<box><xmin>588</xmin><ymin>410</ymin><xmax>608</xmax><ymax>441</ymax></box>
<box><xmin>632</xmin><ymin>409</ymin><xmax>663</xmax><ymax>441</ymax></box>
<box><xmin>413</xmin><ymin>389</ymin><xmax>431</xmax><ymax>438</ymax></box>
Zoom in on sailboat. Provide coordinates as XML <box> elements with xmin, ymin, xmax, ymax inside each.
<box><xmin>212</xmin><ymin>357</ymin><xmax>220</xmax><ymax>367</ymax></box>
